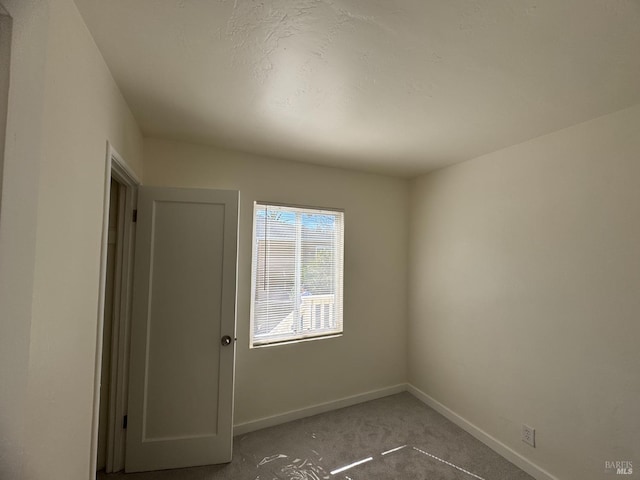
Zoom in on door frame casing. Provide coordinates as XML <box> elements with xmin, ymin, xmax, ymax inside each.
<box><xmin>91</xmin><ymin>142</ymin><xmax>140</xmax><ymax>476</ymax></box>
<box><xmin>0</xmin><ymin>10</ymin><xmax>12</xmax><ymax>220</ymax></box>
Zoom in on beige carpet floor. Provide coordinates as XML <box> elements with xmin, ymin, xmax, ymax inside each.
<box><xmin>99</xmin><ymin>392</ymin><xmax>534</xmax><ymax>479</ymax></box>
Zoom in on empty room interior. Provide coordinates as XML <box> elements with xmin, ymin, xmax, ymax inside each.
<box><xmin>0</xmin><ymin>1</ymin><xmax>638</xmax><ymax>480</ymax></box>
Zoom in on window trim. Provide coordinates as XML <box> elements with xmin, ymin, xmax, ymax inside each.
<box><xmin>249</xmin><ymin>201</ymin><xmax>345</xmax><ymax>348</ymax></box>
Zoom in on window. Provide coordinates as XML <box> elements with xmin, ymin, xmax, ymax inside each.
<box><xmin>250</xmin><ymin>202</ymin><xmax>344</xmax><ymax>347</ymax></box>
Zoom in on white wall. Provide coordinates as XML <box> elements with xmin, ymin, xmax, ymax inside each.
<box><xmin>0</xmin><ymin>0</ymin><xmax>144</xmax><ymax>478</ymax></box>
<box><xmin>0</xmin><ymin>2</ymin><xmax>48</xmax><ymax>478</ymax></box>
<box><xmin>143</xmin><ymin>138</ymin><xmax>409</xmax><ymax>426</ymax></box>
<box><xmin>408</xmin><ymin>104</ymin><xmax>640</xmax><ymax>480</ymax></box>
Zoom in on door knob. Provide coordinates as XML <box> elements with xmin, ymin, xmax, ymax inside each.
<box><xmin>221</xmin><ymin>335</ymin><xmax>232</xmax><ymax>346</ymax></box>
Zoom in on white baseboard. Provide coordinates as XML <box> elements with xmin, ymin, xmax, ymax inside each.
<box><xmin>406</xmin><ymin>384</ymin><xmax>559</xmax><ymax>480</ymax></box>
<box><xmin>233</xmin><ymin>384</ymin><xmax>406</xmax><ymax>436</ymax></box>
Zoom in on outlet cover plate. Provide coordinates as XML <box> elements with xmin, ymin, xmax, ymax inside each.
<box><xmin>522</xmin><ymin>424</ymin><xmax>535</xmax><ymax>447</ymax></box>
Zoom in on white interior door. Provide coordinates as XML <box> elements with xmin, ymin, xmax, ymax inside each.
<box><xmin>125</xmin><ymin>187</ymin><xmax>239</xmax><ymax>473</ymax></box>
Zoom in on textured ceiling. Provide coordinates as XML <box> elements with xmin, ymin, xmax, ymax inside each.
<box><xmin>74</xmin><ymin>0</ymin><xmax>640</xmax><ymax>177</ymax></box>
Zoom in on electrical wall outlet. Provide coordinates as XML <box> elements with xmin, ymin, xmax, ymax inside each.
<box><xmin>522</xmin><ymin>424</ymin><xmax>535</xmax><ymax>447</ymax></box>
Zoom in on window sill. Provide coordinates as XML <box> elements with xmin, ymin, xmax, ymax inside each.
<box><xmin>250</xmin><ymin>332</ymin><xmax>343</xmax><ymax>349</ymax></box>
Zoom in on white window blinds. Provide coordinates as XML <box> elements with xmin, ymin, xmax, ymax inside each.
<box><xmin>250</xmin><ymin>202</ymin><xmax>344</xmax><ymax>347</ymax></box>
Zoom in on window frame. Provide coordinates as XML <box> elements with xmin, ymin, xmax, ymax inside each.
<box><xmin>249</xmin><ymin>201</ymin><xmax>345</xmax><ymax>348</ymax></box>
